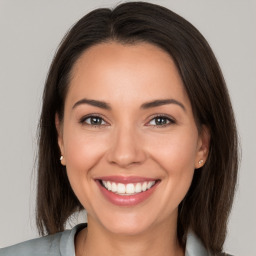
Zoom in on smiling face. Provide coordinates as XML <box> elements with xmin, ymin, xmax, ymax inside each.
<box><xmin>57</xmin><ymin>42</ymin><xmax>209</xmax><ymax>236</ymax></box>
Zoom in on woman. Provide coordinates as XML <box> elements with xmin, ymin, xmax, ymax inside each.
<box><xmin>0</xmin><ymin>2</ymin><xmax>238</xmax><ymax>256</ymax></box>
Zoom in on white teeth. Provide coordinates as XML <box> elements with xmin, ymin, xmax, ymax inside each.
<box><xmin>117</xmin><ymin>183</ymin><xmax>126</xmax><ymax>194</ymax></box>
<box><xmin>135</xmin><ymin>183</ymin><xmax>142</xmax><ymax>193</ymax></box>
<box><xmin>142</xmin><ymin>182</ymin><xmax>147</xmax><ymax>191</ymax></box>
<box><xmin>147</xmin><ymin>181</ymin><xmax>154</xmax><ymax>189</ymax></box>
<box><xmin>111</xmin><ymin>182</ymin><xmax>117</xmax><ymax>192</ymax></box>
<box><xmin>102</xmin><ymin>180</ymin><xmax>156</xmax><ymax>195</ymax></box>
<box><xmin>107</xmin><ymin>181</ymin><xmax>111</xmax><ymax>190</ymax></box>
<box><xmin>126</xmin><ymin>183</ymin><xmax>135</xmax><ymax>194</ymax></box>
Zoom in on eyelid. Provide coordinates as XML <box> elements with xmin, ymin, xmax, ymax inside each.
<box><xmin>146</xmin><ymin>114</ymin><xmax>176</xmax><ymax>127</ymax></box>
<box><xmin>78</xmin><ymin>113</ymin><xmax>176</xmax><ymax>128</ymax></box>
<box><xmin>79</xmin><ymin>113</ymin><xmax>110</xmax><ymax>126</ymax></box>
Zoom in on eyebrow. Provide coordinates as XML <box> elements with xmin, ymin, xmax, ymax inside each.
<box><xmin>72</xmin><ymin>98</ymin><xmax>186</xmax><ymax>111</ymax></box>
<box><xmin>141</xmin><ymin>99</ymin><xmax>186</xmax><ymax>111</ymax></box>
<box><xmin>72</xmin><ymin>98</ymin><xmax>111</xmax><ymax>110</ymax></box>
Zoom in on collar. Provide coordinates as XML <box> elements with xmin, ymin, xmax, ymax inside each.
<box><xmin>63</xmin><ymin>224</ymin><xmax>210</xmax><ymax>256</ymax></box>
<box><xmin>185</xmin><ymin>230</ymin><xmax>211</xmax><ymax>256</ymax></box>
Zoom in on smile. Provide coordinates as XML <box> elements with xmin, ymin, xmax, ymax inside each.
<box><xmin>96</xmin><ymin>176</ymin><xmax>160</xmax><ymax>206</ymax></box>
<box><xmin>101</xmin><ymin>180</ymin><xmax>156</xmax><ymax>195</ymax></box>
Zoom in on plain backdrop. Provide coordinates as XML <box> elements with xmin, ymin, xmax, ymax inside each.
<box><xmin>0</xmin><ymin>0</ymin><xmax>255</xmax><ymax>255</ymax></box>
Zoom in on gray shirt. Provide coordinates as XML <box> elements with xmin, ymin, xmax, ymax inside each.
<box><xmin>0</xmin><ymin>224</ymin><xmax>210</xmax><ymax>256</ymax></box>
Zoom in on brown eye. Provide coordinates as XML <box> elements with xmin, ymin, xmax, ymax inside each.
<box><xmin>81</xmin><ymin>116</ymin><xmax>107</xmax><ymax>126</ymax></box>
<box><xmin>148</xmin><ymin>116</ymin><xmax>175</xmax><ymax>126</ymax></box>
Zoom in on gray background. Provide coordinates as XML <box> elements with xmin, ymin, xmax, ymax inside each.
<box><xmin>0</xmin><ymin>0</ymin><xmax>255</xmax><ymax>255</ymax></box>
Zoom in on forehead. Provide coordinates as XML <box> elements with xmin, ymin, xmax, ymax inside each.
<box><xmin>72</xmin><ymin>41</ymin><xmax>179</xmax><ymax>79</ymax></box>
<box><xmin>67</xmin><ymin>41</ymin><xmax>190</xmax><ymax>108</ymax></box>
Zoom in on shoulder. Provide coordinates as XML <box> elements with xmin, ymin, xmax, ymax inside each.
<box><xmin>0</xmin><ymin>232</ymin><xmax>63</xmax><ymax>256</ymax></box>
<box><xmin>0</xmin><ymin>223</ymin><xmax>86</xmax><ymax>256</ymax></box>
<box><xmin>185</xmin><ymin>231</ymin><xmax>234</xmax><ymax>256</ymax></box>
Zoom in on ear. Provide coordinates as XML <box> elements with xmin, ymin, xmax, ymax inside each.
<box><xmin>55</xmin><ymin>113</ymin><xmax>66</xmax><ymax>166</ymax></box>
<box><xmin>195</xmin><ymin>125</ymin><xmax>210</xmax><ymax>169</ymax></box>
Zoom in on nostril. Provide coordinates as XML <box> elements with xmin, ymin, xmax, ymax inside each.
<box><xmin>106</xmin><ymin>131</ymin><xmax>147</xmax><ymax>167</ymax></box>
<box><xmin>106</xmin><ymin>147</ymin><xmax>147</xmax><ymax>168</ymax></box>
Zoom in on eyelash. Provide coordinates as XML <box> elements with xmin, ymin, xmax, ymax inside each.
<box><xmin>79</xmin><ymin>114</ymin><xmax>176</xmax><ymax>128</ymax></box>
<box><xmin>147</xmin><ymin>114</ymin><xmax>176</xmax><ymax>128</ymax></box>
<box><xmin>79</xmin><ymin>114</ymin><xmax>108</xmax><ymax>128</ymax></box>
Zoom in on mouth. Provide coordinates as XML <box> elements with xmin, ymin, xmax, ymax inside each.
<box><xmin>100</xmin><ymin>180</ymin><xmax>157</xmax><ymax>196</ymax></box>
<box><xmin>95</xmin><ymin>176</ymin><xmax>160</xmax><ymax>206</ymax></box>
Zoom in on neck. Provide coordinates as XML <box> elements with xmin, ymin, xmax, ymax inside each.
<box><xmin>75</xmin><ymin>219</ymin><xmax>184</xmax><ymax>256</ymax></box>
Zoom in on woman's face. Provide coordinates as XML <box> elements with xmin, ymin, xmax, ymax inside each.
<box><xmin>57</xmin><ymin>42</ymin><xmax>209</xmax><ymax>235</ymax></box>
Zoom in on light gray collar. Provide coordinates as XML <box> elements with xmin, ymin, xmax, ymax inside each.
<box><xmin>185</xmin><ymin>231</ymin><xmax>211</xmax><ymax>256</ymax></box>
<box><xmin>62</xmin><ymin>224</ymin><xmax>211</xmax><ymax>256</ymax></box>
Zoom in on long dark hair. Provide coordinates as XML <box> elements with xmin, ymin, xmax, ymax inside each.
<box><xmin>36</xmin><ymin>2</ymin><xmax>238</xmax><ymax>254</ymax></box>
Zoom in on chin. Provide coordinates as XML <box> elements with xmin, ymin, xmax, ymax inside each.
<box><xmin>94</xmin><ymin>209</ymin><xmax>164</xmax><ymax>237</ymax></box>
<box><xmin>105</xmin><ymin>220</ymin><xmax>151</xmax><ymax>236</ymax></box>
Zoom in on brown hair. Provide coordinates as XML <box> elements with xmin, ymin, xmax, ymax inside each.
<box><xmin>36</xmin><ymin>2</ymin><xmax>238</xmax><ymax>254</ymax></box>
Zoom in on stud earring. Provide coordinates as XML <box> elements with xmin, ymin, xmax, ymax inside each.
<box><xmin>60</xmin><ymin>155</ymin><xmax>66</xmax><ymax>166</ymax></box>
<box><xmin>198</xmin><ymin>159</ymin><xmax>204</xmax><ymax>165</ymax></box>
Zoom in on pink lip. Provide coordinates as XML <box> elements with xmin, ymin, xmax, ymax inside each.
<box><xmin>95</xmin><ymin>176</ymin><xmax>160</xmax><ymax>207</ymax></box>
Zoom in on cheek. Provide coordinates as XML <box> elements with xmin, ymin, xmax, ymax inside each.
<box><xmin>62</xmin><ymin>127</ymin><xmax>110</xmax><ymax>210</ymax></box>
<box><xmin>63</xmin><ymin>126</ymin><xmax>108</xmax><ymax>181</ymax></box>
<box><xmin>146</xmin><ymin>128</ymin><xmax>199</xmax><ymax>172</ymax></box>
<box><xmin>145</xmin><ymin>129</ymin><xmax>198</xmax><ymax>204</ymax></box>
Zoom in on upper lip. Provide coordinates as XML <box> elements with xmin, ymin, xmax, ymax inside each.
<box><xmin>95</xmin><ymin>176</ymin><xmax>159</xmax><ymax>184</ymax></box>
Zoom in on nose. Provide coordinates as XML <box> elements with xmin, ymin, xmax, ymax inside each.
<box><xmin>106</xmin><ymin>125</ymin><xmax>147</xmax><ymax>168</ymax></box>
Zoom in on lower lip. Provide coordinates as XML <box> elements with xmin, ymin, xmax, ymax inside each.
<box><xmin>96</xmin><ymin>180</ymin><xmax>159</xmax><ymax>206</ymax></box>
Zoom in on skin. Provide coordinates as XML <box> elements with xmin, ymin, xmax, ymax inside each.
<box><xmin>56</xmin><ymin>42</ymin><xmax>210</xmax><ymax>256</ymax></box>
